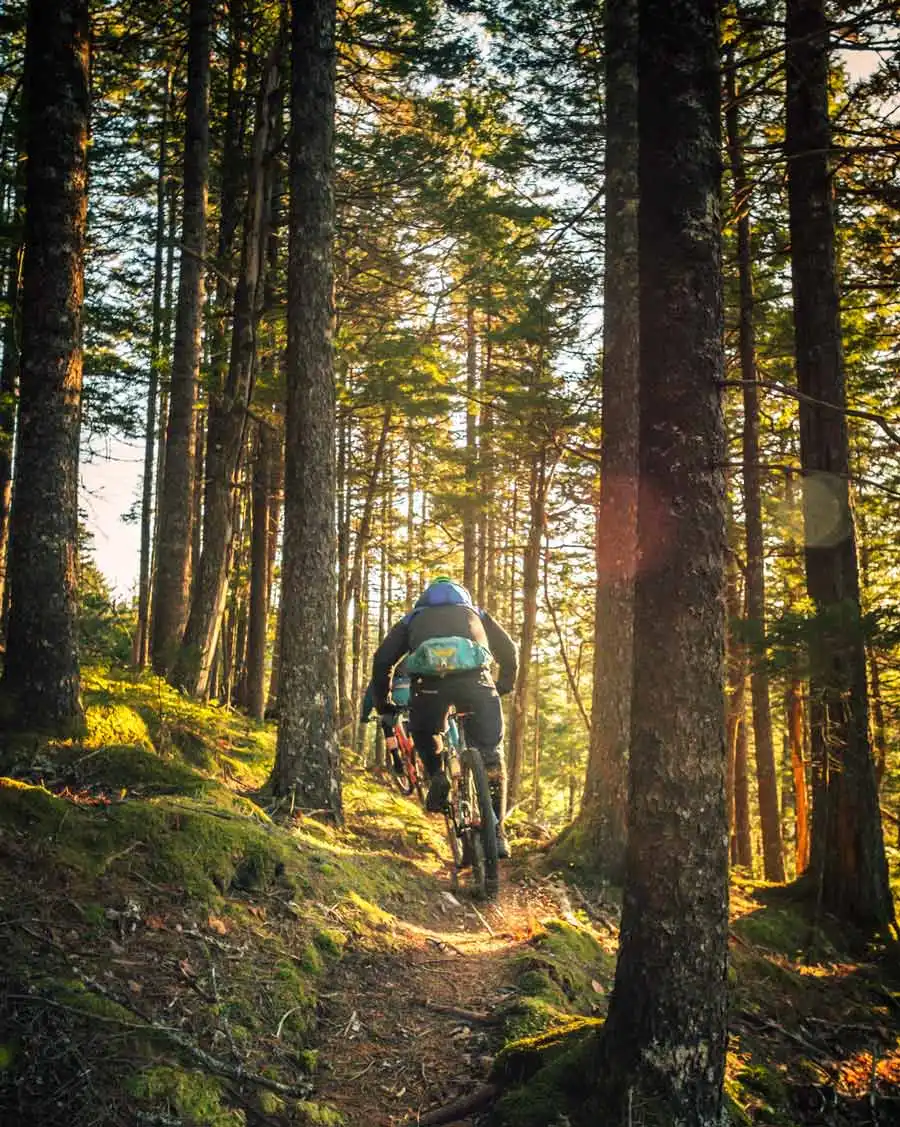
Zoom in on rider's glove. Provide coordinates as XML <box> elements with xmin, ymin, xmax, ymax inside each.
<box><xmin>496</xmin><ymin>678</ymin><xmax>514</xmax><ymax>697</ymax></box>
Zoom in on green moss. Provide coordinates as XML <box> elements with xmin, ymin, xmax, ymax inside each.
<box><xmin>507</xmin><ymin>918</ymin><xmax>614</xmax><ymax>1034</ymax></box>
<box><xmin>295</xmin><ymin>1101</ymin><xmax>346</xmax><ymax>1126</ymax></box>
<box><xmin>299</xmin><ymin>941</ymin><xmax>324</xmax><ymax>975</ymax></box>
<box><xmin>731</xmin><ymin>906</ymin><xmax>812</xmax><ymax>957</ymax></box>
<box><xmin>491</xmin><ymin>1019</ymin><xmax>601</xmax><ymax>1127</ymax></box>
<box><xmin>71</xmin><ymin>744</ymin><xmax>205</xmax><ymax>793</ymax></box>
<box><xmin>129</xmin><ymin>1066</ymin><xmax>243</xmax><ymax>1126</ymax></box>
<box><xmin>83</xmin><ymin>703</ymin><xmax>152</xmax><ymax>751</ymax></box>
<box><xmin>313</xmin><ymin>928</ymin><xmax>346</xmax><ymax>957</ymax></box>
<box><xmin>0</xmin><ymin>1042</ymin><xmax>18</xmax><ymax>1069</ymax></box>
<box><xmin>299</xmin><ymin>1049</ymin><xmax>319</xmax><ymax>1074</ymax></box>
<box><xmin>0</xmin><ymin>779</ymin><xmax>293</xmax><ymax>903</ymax></box>
<box><xmin>258</xmin><ymin>1091</ymin><xmax>284</xmax><ymax>1115</ymax></box>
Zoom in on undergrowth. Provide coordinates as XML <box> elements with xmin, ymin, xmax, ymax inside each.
<box><xmin>0</xmin><ymin>664</ymin><xmax>447</xmax><ymax>1127</ymax></box>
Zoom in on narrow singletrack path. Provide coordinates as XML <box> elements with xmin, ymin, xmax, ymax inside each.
<box><xmin>314</xmin><ymin>862</ymin><xmax>584</xmax><ymax>1127</ymax></box>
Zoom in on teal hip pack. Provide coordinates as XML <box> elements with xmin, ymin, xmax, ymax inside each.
<box><xmin>406</xmin><ymin>636</ymin><xmax>493</xmax><ymax>677</ymax></box>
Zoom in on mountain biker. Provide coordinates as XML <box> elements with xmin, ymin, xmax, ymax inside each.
<box><xmin>370</xmin><ymin>577</ymin><xmax>518</xmax><ymax>859</ymax></box>
<box><xmin>360</xmin><ymin>657</ymin><xmax>411</xmax><ymax>778</ymax></box>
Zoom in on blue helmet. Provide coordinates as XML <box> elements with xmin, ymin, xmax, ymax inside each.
<box><xmin>415</xmin><ymin>576</ymin><xmax>473</xmax><ymax>609</ymax></box>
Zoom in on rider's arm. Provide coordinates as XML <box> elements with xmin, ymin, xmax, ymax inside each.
<box><xmin>481</xmin><ymin>610</ymin><xmax>518</xmax><ymax>695</ymax></box>
<box><xmin>371</xmin><ymin>617</ymin><xmax>411</xmax><ymax>713</ymax></box>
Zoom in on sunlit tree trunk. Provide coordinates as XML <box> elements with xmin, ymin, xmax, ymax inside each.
<box><xmin>342</xmin><ymin>405</ymin><xmax>391</xmax><ymax>721</ymax></box>
<box><xmin>405</xmin><ymin>431</ymin><xmax>415</xmax><ymax>607</ymax></box>
<box><xmin>269</xmin><ymin>0</ymin><xmax>341</xmax><ymax>820</ymax></box>
<box><xmin>786</xmin><ymin>678</ymin><xmax>811</xmax><ymax>874</ymax></box>
<box><xmin>245</xmin><ymin>422</ymin><xmax>273</xmax><ymax>720</ymax></box>
<box><xmin>335</xmin><ymin>410</ymin><xmax>351</xmax><ymax>727</ymax></box>
<box><xmin>482</xmin><ymin>302</ymin><xmax>498</xmax><ymax>614</ymax></box>
<box><xmin>152</xmin><ymin>0</ymin><xmax>210</xmax><ymax>674</ymax></box>
<box><xmin>595</xmin><ymin>1</ymin><xmax>728</xmax><ymax>1120</ymax></box>
<box><xmin>175</xmin><ymin>44</ymin><xmax>280</xmax><ymax>695</ymax></box>
<box><xmin>135</xmin><ymin>72</ymin><xmax>170</xmax><ymax>669</ymax></box>
<box><xmin>786</xmin><ymin>0</ymin><xmax>892</xmax><ymax>931</ymax></box>
<box><xmin>463</xmin><ymin>298</ymin><xmax>478</xmax><ymax>593</ymax></box>
<box><xmin>725</xmin><ymin>556</ymin><xmax>752</xmax><ymax>868</ymax></box>
<box><xmin>725</xmin><ymin>45</ymin><xmax>785</xmax><ymax>883</ymax></box>
<box><xmin>508</xmin><ymin>446</ymin><xmax>553</xmax><ymax>805</ymax></box>
<box><xmin>1</xmin><ymin>0</ymin><xmax>89</xmax><ymax>734</ymax></box>
<box><xmin>149</xmin><ymin>174</ymin><xmax>178</xmax><ymax>616</ymax></box>
<box><xmin>579</xmin><ymin>0</ymin><xmax>638</xmax><ymax>884</ymax></box>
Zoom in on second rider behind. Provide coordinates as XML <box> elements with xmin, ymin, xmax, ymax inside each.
<box><xmin>370</xmin><ymin>577</ymin><xmax>518</xmax><ymax>858</ymax></box>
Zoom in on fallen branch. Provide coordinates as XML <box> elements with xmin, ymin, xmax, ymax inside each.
<box><xmin>418</xmin><ymin>1082</ymin><xmax>501</xmax><ymax>1126</ymax></box>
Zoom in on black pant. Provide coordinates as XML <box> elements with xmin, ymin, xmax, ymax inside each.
<box><xmin>408</xmin><ymin>669</ymin><xmax>504</xmax><ymax>776</ymax></box>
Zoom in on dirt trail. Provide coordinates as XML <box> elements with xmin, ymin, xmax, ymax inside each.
<box><xmin>314</xmin><ymin>862</ymin><xmax>578</xmax><ymax>1127</ymax></box>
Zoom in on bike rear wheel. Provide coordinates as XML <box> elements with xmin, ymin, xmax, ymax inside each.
<box><xmin>462</xmin><ymin>745</ymin><xmax>499</xmax><ymax>899</ymax></box>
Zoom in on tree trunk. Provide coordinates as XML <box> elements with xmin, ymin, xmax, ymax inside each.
<box><xmin>785</xmin><ymin>0</ymin><xmax>893</xmax><ymax>931</ymax></box>
<box><xmin>786</xmin><ymin>678</ymin><xmax>811</xmax><ymax>874</ymax></box>
<box><xmin>725</xmin><ymin>557</ymin><xmax>752</xmax><ymax>869</ymax></box>
<box><xmin>135</xmin><ymin>72</ymin><xmax>171</xmax><ymax>669</ymax></box>
<box><xmin>579</xmin><ymin>0</ymin><xmax>638</xmax><ymax>885</ymax></box>
<box><xmin>405</xmin><ymin>431</ymin><xmax>415</xmax><ymax>608</ymax></box>
<box><xmin>335</xmin><ymin>410</ymin><xmax>351</xmax><ymax>727</ymax></box>
<box><xmin>1</xmin><ymin>0</ymin><xmax>89</xmax><ymax>734</ymax></box>
<box><xmin>245</xmin><ymin>421</ymin><xmax>273</xmax><ymax>720</ymax></box>
<box><xmin>269</xmin><ymin>0</ymin><xmax>341</xmax><ymax>821</ymax></box>
<box><xmin>733</xmin><ymin>693</ymin><xmax>753</xmax><ymax>869</ymax></box>
<box><xmin>508</xmin><ymin>449</ymin><xmax>552</xmax><ymax>805</ymax></box>
<box><xmin>595</xmin><ymin>1</ymin><xmax>728</xmax><ymax>1120</ymax></box>
<box><xmin>175</xmin><ymin>43</ymin><xmax>280</xmax><ymax>695</ymax></box>
<box><xmin>463</xmin><ymin>299</ymin><xmax>478</xmax><ymax>593</ymax></box>
<box><xmin>0</xmin><ymin>224</ymin><xmax>22</xmax><ymax>634</ymax></box>
<box><xmin>342</xmin><ymin>404</ymin><xmax>391</xmax><ymax>722</ymax></box>
<box><xmin>725</xmin><ymin>46</ymin><xmax>785</xmax><ymax>883</ymax></box>
<box><xmin>151</xmin><ymin>0</ymin><xmax>210</xmax><ymax>674</ymax></box>
<box><xmin>482</xmin><ymin>303</ymin><xmax>498</xmax><ymax>615</ymax></box>
<box><xmin>530</xmin><ymin>655</ymin><xmax>541</xmax><ymax>819</ymax></box>
<box><xmin>149</xmin><ymin>173</ymin><xmax>178</xmax><ymax>619</ymax></box>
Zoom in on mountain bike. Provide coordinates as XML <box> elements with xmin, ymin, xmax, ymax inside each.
<box><xmin>440</xmin><ymin>709</ymin><xmax>499</xmax><ymax>900</ymax></box>
<box><xmin>389</xmin><ymin>713</ymin><xmax>427</xmax><ymax>806</ymax></box>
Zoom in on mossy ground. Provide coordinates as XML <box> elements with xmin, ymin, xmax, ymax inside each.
<box><xmin>1</xmin><ymin>666</ymin><xmax>898</xmax><ymax>1126</ymax></box>
<box><xmin>486</xmin><ymin>862</ymin><xmax>900</xmax><ymax>1127</ymax></box>
<box><xmin>0</xmin><ymin>664</ymin><xmax>447</xmax><ymax>1127</ymax></box>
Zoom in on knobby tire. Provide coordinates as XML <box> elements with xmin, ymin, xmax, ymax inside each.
<box><xmin>463</xmin><ymin>745</ymin><xmax>499</xmax><ymax>899</ymax></box>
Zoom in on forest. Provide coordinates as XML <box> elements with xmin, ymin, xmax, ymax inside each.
<box><xmin>0</xmin><ymin>0</ymin><xmax>898</xmax><ymax>1125</ymax></box>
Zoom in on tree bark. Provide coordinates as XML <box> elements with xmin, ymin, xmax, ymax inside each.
<box><xmin>1</xmin><ymin>0</ymin><xmax>89</xmax><ymax>734</ymax></box>
<box><xmin>785</xmin><ymin>0</ymin><xmax>893</xmax><ymax>931</ymax></box>
<box><xmin>245</xmin><ymin>421</ymin><xmax>273</xmax><ymax>720</ymax></box>
<box><xmin>269</xmin><ymin>0</ymin><xmax>341</xmax><ymax>821</ymax></box>
<box><xmin>786</xmin><ymin>678</ymin><xmax>811</xmax><ymax>874</ymax></box>
<box><xmin>725</xmin><ymin>46</ymin><xmax>785</xmax><ymax>883</ymax></box>
<box><xmin>463</xmin><ymin>299</ymin><xmax>478</xmax><ymax>594</ymax></box>
<box><xmin>175</xmin><ymin>42</ymin><xmax>280</xmax><ymax>696</ymax></box>
<box><xmin>579</xmin><ymin>0</ymin><xmax>638</xmax><ymax>886</ymax></box>
<box><xmin>0</xmin><ymin>218</ymin><xmax>22</xmax><ymax>635</ymax></box>
<box><xmin>507</xmin><ymin>449</ymin><xmax>552</xmax><ymax>806</ymax></box>
<box><xmin>151</xmin><ymin>0</ymin><xmax>210</xmax><ymax>674</ymax></box>
<box><xmin>341</xmin><ymin>404</ymin><xmax>391</xmax><ymax>725</ymax></box>
<box><xmin>725</xmin><ymin>557</ymin><xmax>753</xmax><ymax>869</ymax></box>
<box><xmin>135</xmin><ymin>72</ymin><xmax>170</xmax><ymax>669</ymax></box>
<box><xmin>335</xmin><ymin>410</ymin><xmax>351</xmax><ymax>727</ymax></box>
<box><xmin>595</xmin><ymin>1</ymin><xmax>728</xmax><ymax>1121</ymax></box>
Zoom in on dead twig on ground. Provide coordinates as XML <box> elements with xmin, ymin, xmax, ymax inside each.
<box><xmin>417</xmin><ymin>1082</ymin><xmax>501</xmax><ymax>1125</ymax></box>
<box><xmin>8</xmin><ymin>983</ymin><xmax>313</xmax><ymax>1099</ymax></box>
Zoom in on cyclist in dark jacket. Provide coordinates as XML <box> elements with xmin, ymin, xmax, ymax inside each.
<box><xmin>370</xmin><ymin>577</ymin><xmax>518</xmax><ymax>858</ymax></box>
